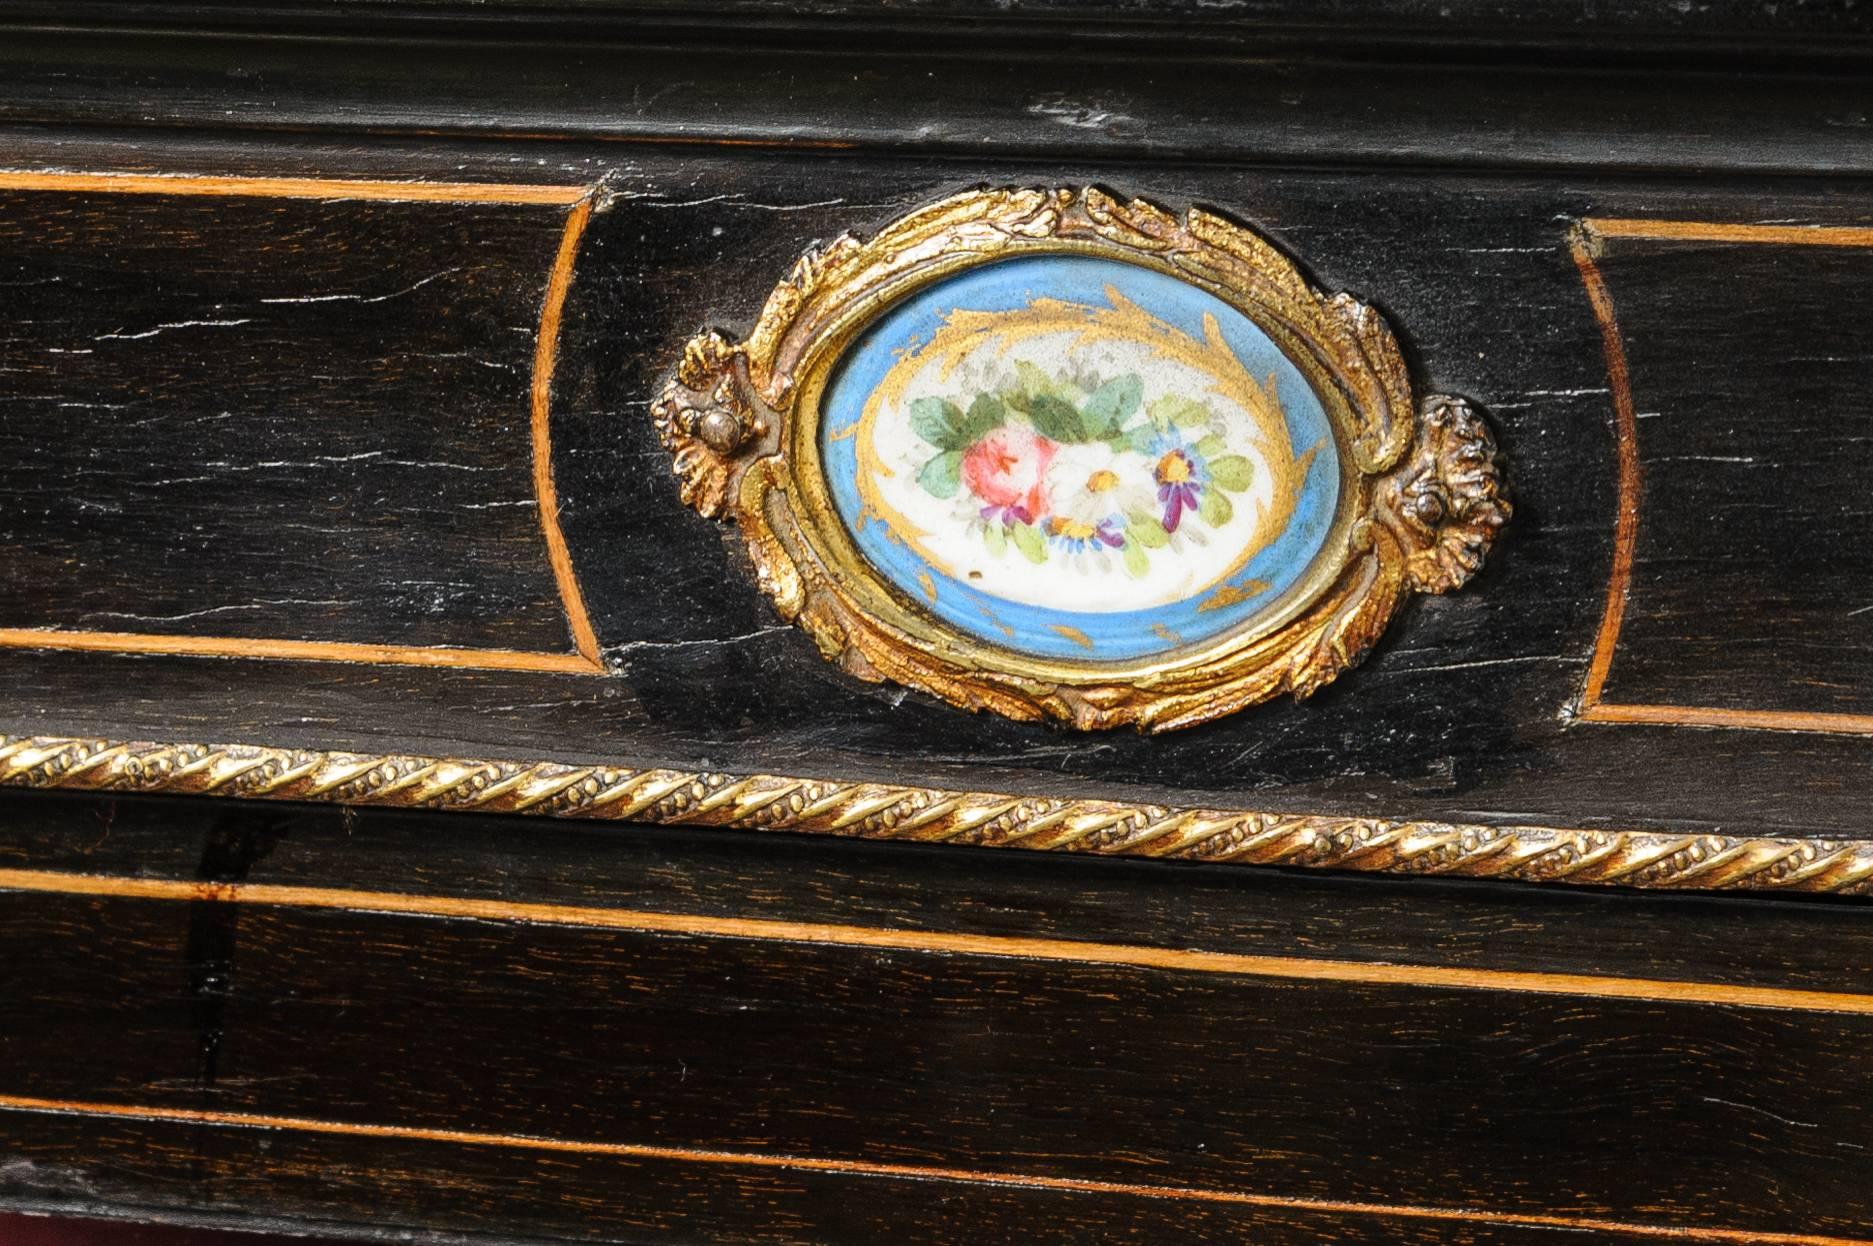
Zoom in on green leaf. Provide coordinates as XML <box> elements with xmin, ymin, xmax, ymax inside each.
<box><xmin>1125</xmin><ymin>424</ymin><xmax>1160</xmax><ymax>454</ymax></box>
<box><xmin>1208</xmin><ymin>454</ymin><xmax>1254</xmax><ymax>491</ymax></box>
<box><xmin>910</xmin><ymin>397</ymin><xmax>966</xmax><ymax>449</ymax></box>
<box><xmin>1014</xmin><ymin>360</ymin><xmax>1063</xmax><ymax>402</ymax></box>
<box><xmin>917</xmin><ymin>449</ymin><xmax>964</xmax><ymax>498</ymax></box>
<box><xmin>1027</xmin><ymin>393</ymin><xmax>1088</xmax><ymax>443</ymax></box>
<box><xmin>1199</xmin><ymin>486</ymin><xmax>1233</xmax><ymax>528</ymax></box>
<box><xmin>1193</xmin><ymin>433</ymin><xmax>1227</xmax><ymax>460</ymax></box>
<box><xmin>958</xmin><ymin>392</ymin><xmax>1005</xmax><ymax>445</ymax></box>
<box><xmin>1081</xmin><ymin>374</ymin><xmax>1142</xmax><ymax>439</ymax></box>
<box><xmin>1014</xmin><ymin>359</ymin><xmax>1051</xmax><ymax>390</ymax></box>
<box><xmin>1125</xmin><ymin>509</ymin><xmax>1169</xmax><ymax>548</ymax></box>
<box><xmin>1122</xmin><ymin>540</ymin><xmax>1149</xmax><ymax>578</ymax></box>
<box><xmin>1150</xmin><ymin>395</ymin><xmax>1213</xmax><ymax>431</ymax></box>
<box><xmin>984</xmin><ymin>521</ymin><xmax>1007</xmax><ymax>557</ymax></box>
<box><xmin>1011</xmin><ymin>520</ymin><xmax>1048</xmax><ymax>564</ymax></box>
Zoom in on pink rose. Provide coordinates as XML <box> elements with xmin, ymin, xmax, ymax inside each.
<box><xmin>961</xmin><ymin>426</ymin><xmax>1056</xmax><ymax>521</ymax></box>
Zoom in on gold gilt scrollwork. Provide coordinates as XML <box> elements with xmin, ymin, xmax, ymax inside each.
<box><xmin>653</xmin><ymin>187</ymin><xmax>1510</xmax><ymax>731</ymax></box>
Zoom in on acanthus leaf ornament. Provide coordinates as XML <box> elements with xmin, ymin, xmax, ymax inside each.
<box><xmin>651</xmin><ymin>330</ymin><xmax>764</xmax><ymax>519</ymax></box>
<box><xmin>652</xmin><ymin>187</ymin><xmax>1510</xmax><ymax>732</ymax></box>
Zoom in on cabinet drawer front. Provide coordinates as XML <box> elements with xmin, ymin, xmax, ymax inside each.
<box><xmin>0</xmin><ymin>142</ymin><xmax>1870</xmax><ymax>891</ymax></box>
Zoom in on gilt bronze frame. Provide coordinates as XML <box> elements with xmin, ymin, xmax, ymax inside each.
<box><xmin>654</xmin><ymin>187</ymin><xmax>1509</xmax><ymax>731</ymax></box>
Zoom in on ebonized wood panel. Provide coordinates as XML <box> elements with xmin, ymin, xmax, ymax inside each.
<box><xmin>0</xmin><ymin>183</ymin><xmax>578</xmax><ymax>654</ymax></box>
<box><xmin>2</xmin><ymin>791</ymin><xmax>1871</xmax><ymax>1244</ymax></box>
<box><xmin>3</xmin><ymin>136</ymin><xmax>1872</xmax><ymax>853</ymax></box>
<box><xmin>6</xmin><ymin>791</ymin><xmax>1866</xmax><ymax>992</ymax></box>
<box><xmin>0</xmin><ymin>29</ymin><xmax>1867</xmax><ymax>177</ymax></box>
<box><xmin>20</xmin><ymin>0</ymin><xmax>1873</xmax><ymax>56</ymax></box>
<box><xmin>3</xmin><ymin>7</ymin><xmax>1872</xmax><ymax>1244</ymax></box>
<box><xmin>3</xmin><ymin>1111</ymin><xmax>1763</xmax><ymax>1246</ymax></box>
<box><xmin>1588</xmin><ymin>229</ymin><xmax>1873</xmax><ymax>722</ymax></box>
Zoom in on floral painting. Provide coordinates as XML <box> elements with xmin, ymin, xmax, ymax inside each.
<box><xmin>908</xmin><ymin>361</ymin><xmax>1262</xmax><ymax>581</ymax></box>
<box><xmin>820</xmin><ymin>255</ymin><xmax>1338</xmax><ymax>660</ymax></box>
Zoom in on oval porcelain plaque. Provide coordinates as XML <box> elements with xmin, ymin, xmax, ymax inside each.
<box><xmin>819</xmin><ymin>255</ymin><xmax>1340</xmax><ymax>662</ymax></box>
<box><xmin>653</xmin><ymin>187</ymin><xmax>1508</xmax><ymax>731</ymax></box>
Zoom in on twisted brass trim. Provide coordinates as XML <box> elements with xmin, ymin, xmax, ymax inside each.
<box><xmin>2</xmin><ymin>733</ymin><xmax>1867</xmax><ymax>895</ymax></box>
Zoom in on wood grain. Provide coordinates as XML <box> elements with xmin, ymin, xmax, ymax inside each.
<box><xmin>4</xmin><ymin>864</ymin><xmax>1873</xmax><ymax>1240</ymax></box>
<box><xmin>0</xmin><ymin>1110</ymin><xmax>1818</xmax><ymax>1246</ymax></box>
<box><xmin>0</xmin><ymin>26</ymin><xmax>1867</xmax><ymax>176</ymax></box>
<box><xmin>1</xmin><ymin>1094</ymin><xmax>1866</xmax><ymax>1246</ymax></box>
<box><xmin>3</xmin><ymin>11</ymin><xmax>1873</xmax><ymax>1240</ymax></box>
<box><xmin>5</xmin><ymin>148</ymin><xmax>1873</xmax><ymax>859</ymax></box>
<box><xmin>0</xmin><ymin>630</ymin><xmax>601</xmax><ymax>673</ymax></box>
<box><xmin>1577</xmin><ymin>222</ymin><xmax>1873</xmax><ymax>726</ymax></box>
<box><xmin>4</xmin><ymin>791</ymin><xmax>1872</xmax><ymax>1242</ymax></box>
<box><xmin>0</xmin><ymin>174</ymin><xmax>597</xmax><ymax>666</ymax></box>
<box><xmin>8</xmin><ymin>864</ymin><xmax>1873</xmax><ymax>1013</ymax></box>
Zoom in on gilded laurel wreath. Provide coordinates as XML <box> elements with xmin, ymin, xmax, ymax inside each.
<box><xmin>652</xmin><ymin>187</ymin><xmax>1509</xmax><ymax>731</ymax></box>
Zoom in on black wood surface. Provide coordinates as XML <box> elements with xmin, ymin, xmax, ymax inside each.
<box><xmin>0</xmin><ymin>28</ymin><xmax>1867</xmax><ymax>178</ymax></box>
<box><xmin>3</xmin><ymin>10</ymin><xmax>1873</xmax><ymax>1241</ymax></box>
<box><xmin>0</xmin><ymin>188</ymin><xmax>571</xmax><ymax>651</ymax></box>
<box><xmin>2</xmin><ymin>134</ymin><xmax>1871</xmax><ymax>840</ymax></box>
<box><xmin>1595</xmin><ymin>233</ymin><xmax>1873</xmax><ymax>719</ymax></box>
<box><xmin>19</xmin><ymin>0</ymin><xmax>1873</xmax><ymax>53</ymax></box>
<box><xmin>1</xmin><ymin>1111</ymin><xmax>1774</xmax><ymax>1246</ymax></box>
<box><xmin>2</xmin><ymin>791</ymin><xmax>1871</xmax><ymax>1244</ymax></box>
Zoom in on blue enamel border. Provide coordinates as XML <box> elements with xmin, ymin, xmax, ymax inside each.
<box><xmin>819</xmin><ymin>255</ymin><xmax>1340</xmax><ymax>662</ymax></box>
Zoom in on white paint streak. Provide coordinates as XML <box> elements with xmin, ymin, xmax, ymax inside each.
<box><xmin>259</xmin><ymin>268</ymin><xmax>463</xmax><ymax>306</ymax></box>
<box><xmin>97</xmin><ymin>318</ymin><xmax>252</xmax><ymax>342</ymax></box>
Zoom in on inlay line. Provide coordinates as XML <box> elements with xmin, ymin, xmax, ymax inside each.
<box><xmin>1</xmin><ymin>867</ymin><xmax>1869</xmax><ymax>1015</ymax></box>
<box><xmin>1571</xmin><ymin>217</ymin><xmax>1873</xmax><ymax>736</ymax></box>
<box><xmin>530</xmin><ymin>194</ymin><xmax>603</xmax><ymax>667</ymax></box>
<box><xmin>0</xmin><ymin>168</ymin><xmax>606</xmax><ymax>675</ymax></box>
<box><xmin>1588</xmin><ymin>219</ymin><xmax>1873</xmax><ymax>249</ymax></box>
<box><xmin>0</xmin><ymin>1092</ymin><xmax>1862</xmax><ymax>1246</ymax></box>
<box><xmin>0</xmin><ymin>170</ymin><xmax>591</xmax><ymax>204</ymax></box>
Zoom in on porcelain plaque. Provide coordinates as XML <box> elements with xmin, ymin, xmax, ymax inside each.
<box><xmin>652</xmin><ymin>187</ymin><xmax>1509</xmax><ymax>730</ymax></box>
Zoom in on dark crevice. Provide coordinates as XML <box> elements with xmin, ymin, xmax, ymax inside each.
<box><xmin>183</xmin><ymin>811</ymin><xmax>285</xmax><ymax>1089</ymax></box>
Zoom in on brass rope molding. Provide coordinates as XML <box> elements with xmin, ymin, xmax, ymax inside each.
<box><xmin>3</xmin><ymin>733</ymin><xmax>1870</xmax><ymax>894</ymax></box>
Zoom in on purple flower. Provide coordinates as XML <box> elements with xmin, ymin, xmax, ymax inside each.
<box><xmin>1155</xmin><ymin>448</ymin><xmax>1203</xmax><ymax>533</ymax></box>
<box><xmin>980</xmin><ymin>502</ymin><xmax>1034</xmax><ymax>526</ymax></box>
